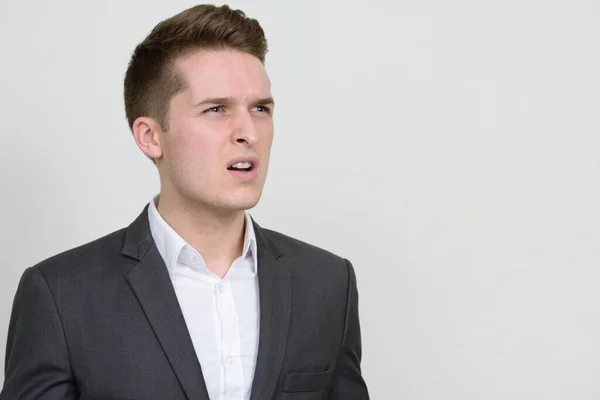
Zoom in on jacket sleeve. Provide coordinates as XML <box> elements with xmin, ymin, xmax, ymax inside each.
<box><xmin>328</xmin><ymin>259</ymin><xmax>370</xmax><ymax>399</ymax></box>
<box><xmin>1</xmin><ymin>266</ymin><xmax>79</xmax><ymax>399</ymax></box>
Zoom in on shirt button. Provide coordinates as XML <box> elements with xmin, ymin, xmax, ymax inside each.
<box><xmin>225</xmin><ymin>356</ymin><xmax>233</xmax><ymax>365</ymax></box>
<box><xmin>218</xmin><ymin>284</ymin><xmax>226</xmax><ymax>293</ymax></box>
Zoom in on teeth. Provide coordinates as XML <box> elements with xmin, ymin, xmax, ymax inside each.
<box><xmin>231</xmin><ymin>161</ymin><xmax>252</xmax><ymax>169</ymax></box>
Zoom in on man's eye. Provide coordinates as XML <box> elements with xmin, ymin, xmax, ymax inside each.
<box><xmin>206</xmin><ymin>106</ymin><xmax>223</xmax><ymax>113</ymax></box>
<box><xmin>252</xmin><ymin>105</ymin><xmax>270</xmax><ymax>113</ymax></box>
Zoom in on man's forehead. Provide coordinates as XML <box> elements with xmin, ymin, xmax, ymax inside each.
<box><xmin>175</xmin><ymin>53</ymin><xmax>270</xmax><ymax>98</ymax></box>
<box><xmin>176</xmin><ymin>49</ymin><xmax>268</xmax><ymax>79</ymax></box>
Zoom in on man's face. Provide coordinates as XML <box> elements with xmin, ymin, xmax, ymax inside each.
<box><xmin>158</xmin><ymin>49</ymin><xmax>274</xmax><ymax>213</ymax></box>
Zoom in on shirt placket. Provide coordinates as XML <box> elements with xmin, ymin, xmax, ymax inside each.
<box><xmin>215</xmin><ymin>278</ymin><xmax>244</xmax><ymax>399</ymax></box>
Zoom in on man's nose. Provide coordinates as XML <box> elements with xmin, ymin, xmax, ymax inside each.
<box><xmin>232</xmin><ymin>109</ymin><xmax>259</xmax><ymax>145</ymax></box>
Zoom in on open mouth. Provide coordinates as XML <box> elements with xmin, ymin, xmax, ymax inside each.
<box><xmin>227</xmin><ymin>161</ymin><xmax>254</xmax><ymax>172</ymax></box>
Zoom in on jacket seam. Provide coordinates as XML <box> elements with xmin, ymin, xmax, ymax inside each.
<box><xmin>35</xmin><ymin>266</ymin><xmax>78</xmax><ymax>388</ymax></box>
<box><xmin>338</xmin><ymin>259</ymin><xmax>352</xmax><ymax>361</ymax></box>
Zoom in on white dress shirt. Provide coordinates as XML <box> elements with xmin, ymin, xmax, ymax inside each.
<box><xmin>147</xmin><ymin>197</ymin><xmax>260</xmax><ymax>400</ymax></box>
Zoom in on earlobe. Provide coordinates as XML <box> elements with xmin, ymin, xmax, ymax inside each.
<box><xmin>132</xmin><ymin>117</ymin><xmax>163</xmax><ymax>160</ymax></box>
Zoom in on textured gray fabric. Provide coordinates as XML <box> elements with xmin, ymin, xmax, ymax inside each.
<box><xmin>1</xmin><ymin>206</ymin><xmax>369</xmax><ymax>399</ymax></box>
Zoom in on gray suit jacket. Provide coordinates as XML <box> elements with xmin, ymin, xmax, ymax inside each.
<box><xmin>1</xmin><ymin>207</ymin><xmax>369</xmax><ymax>399</ymax></box>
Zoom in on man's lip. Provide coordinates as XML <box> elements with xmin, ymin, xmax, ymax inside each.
<box><xmin>227</xmin><ymin>156</ymin><xmax>260</xmax><ymax>169</ymax></box>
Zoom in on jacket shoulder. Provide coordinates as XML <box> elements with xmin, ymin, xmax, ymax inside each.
<box><xmin>261</xmin><ymin>227</ymin><xmax>350</xmax><ymax>273</ymax></box>
<box><xmin>32</xmin><ymin>227</ymin><xmax>129</xmax><ymax>280</ymax></box>
<box><xmin>264</xmin><ymin>228</ymin><xmax>344</xmax><ymax>258</ymax></box>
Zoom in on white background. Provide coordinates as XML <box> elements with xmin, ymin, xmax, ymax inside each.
<box><xmin>1</xmin><ymin>0</ymin><xmax>599</xmax><ymax>398</ymax></box>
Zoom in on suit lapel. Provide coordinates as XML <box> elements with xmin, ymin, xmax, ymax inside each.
<box><xmin>250</xmin><ymin>221</ymin><xmax>292</xmax><ymax>400</ymax></box>
<box><xmin>122</xmin><ymin>207</ymin><xmax>210</xmax><ymax>400</ymax></box>
<box><xmin>120</xmin><ymin>208</ymin><xmax>292</xmax><ymax>400</ymax></box>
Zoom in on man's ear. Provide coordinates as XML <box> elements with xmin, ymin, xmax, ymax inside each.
<box><xmin>131</xmin><ymin>117</ymin><xmax>163</xmax><ymax>160</ymax></box>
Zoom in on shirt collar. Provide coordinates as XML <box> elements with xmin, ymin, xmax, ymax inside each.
<box><xmin>147</xmin><ymin>195</ymin><xmax>258</xmax><ymax>279</ymax></box>
<box><xmin>242</xmin><ymin>210</ymin><xmax>259</xmax><ymax>274</ymax></box>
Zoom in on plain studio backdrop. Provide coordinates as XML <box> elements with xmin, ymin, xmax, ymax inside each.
<box><xmin>1</xmin><ymin>0</ymin><xmax>599</xmax><ymax>398</ymax></box>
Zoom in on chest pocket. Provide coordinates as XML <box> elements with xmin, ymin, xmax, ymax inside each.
<box><xmin>283</xmin><ymin>367</ymin><xmax>334</xmax><ymax>393</ymax></box>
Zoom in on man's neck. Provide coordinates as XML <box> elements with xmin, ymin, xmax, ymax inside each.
<box><xmin>155</xmin><ymin>193</ymin><xmax>246</xmax><ymax>278</ymax></box>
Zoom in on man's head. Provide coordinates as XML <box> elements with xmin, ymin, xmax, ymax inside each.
<box><xmin>124</xmin><ymin>4</ymin><xmax>274</xmax><ymax>214</ymax></box>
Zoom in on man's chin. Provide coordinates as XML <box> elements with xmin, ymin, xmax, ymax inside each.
<box><xmin>178</xmin><ymin>187</ymin><xmax>263</xmax><ymax>214</ymax></box>
<box><xmin>212</xmin><ymin>193</ymin><xmax>262</xmax><ymax>213</ymax></box>
<box><xmin>227</xmin><ymin>188</ymin><xmax>263</xmax><ymax>210</ymax></box>
<box><xmin>230</xmin><ymin>197</ymin><xmax>261</xmax><ymax>212</ymax></box>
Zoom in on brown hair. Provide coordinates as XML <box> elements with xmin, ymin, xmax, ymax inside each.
<box><xmin>123</xmin><ymin>4</ymin><xmax>268</xmax><ymax>132</ymax></box>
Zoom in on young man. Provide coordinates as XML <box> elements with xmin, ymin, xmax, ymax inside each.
<box><xmin>1</xmin><ymin>4</ymin><xmax>369</xmax><ymax>400</ymax></box>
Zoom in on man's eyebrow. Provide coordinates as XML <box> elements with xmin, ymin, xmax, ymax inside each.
<box><xmin>193</xmin><ymin>96</ymin><xmax>275</xmax><ymax>108</ymax></box>
<box><xmin>254</xmin><ymin>97</ymin><xmax>275</xmax><ymax>106</ymax></box>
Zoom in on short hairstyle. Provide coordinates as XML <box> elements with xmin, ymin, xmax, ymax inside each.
<box><xmin>123</xmin><ymin>4</ymin><xmax>268</xmax><ymax>132</ymax></box>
